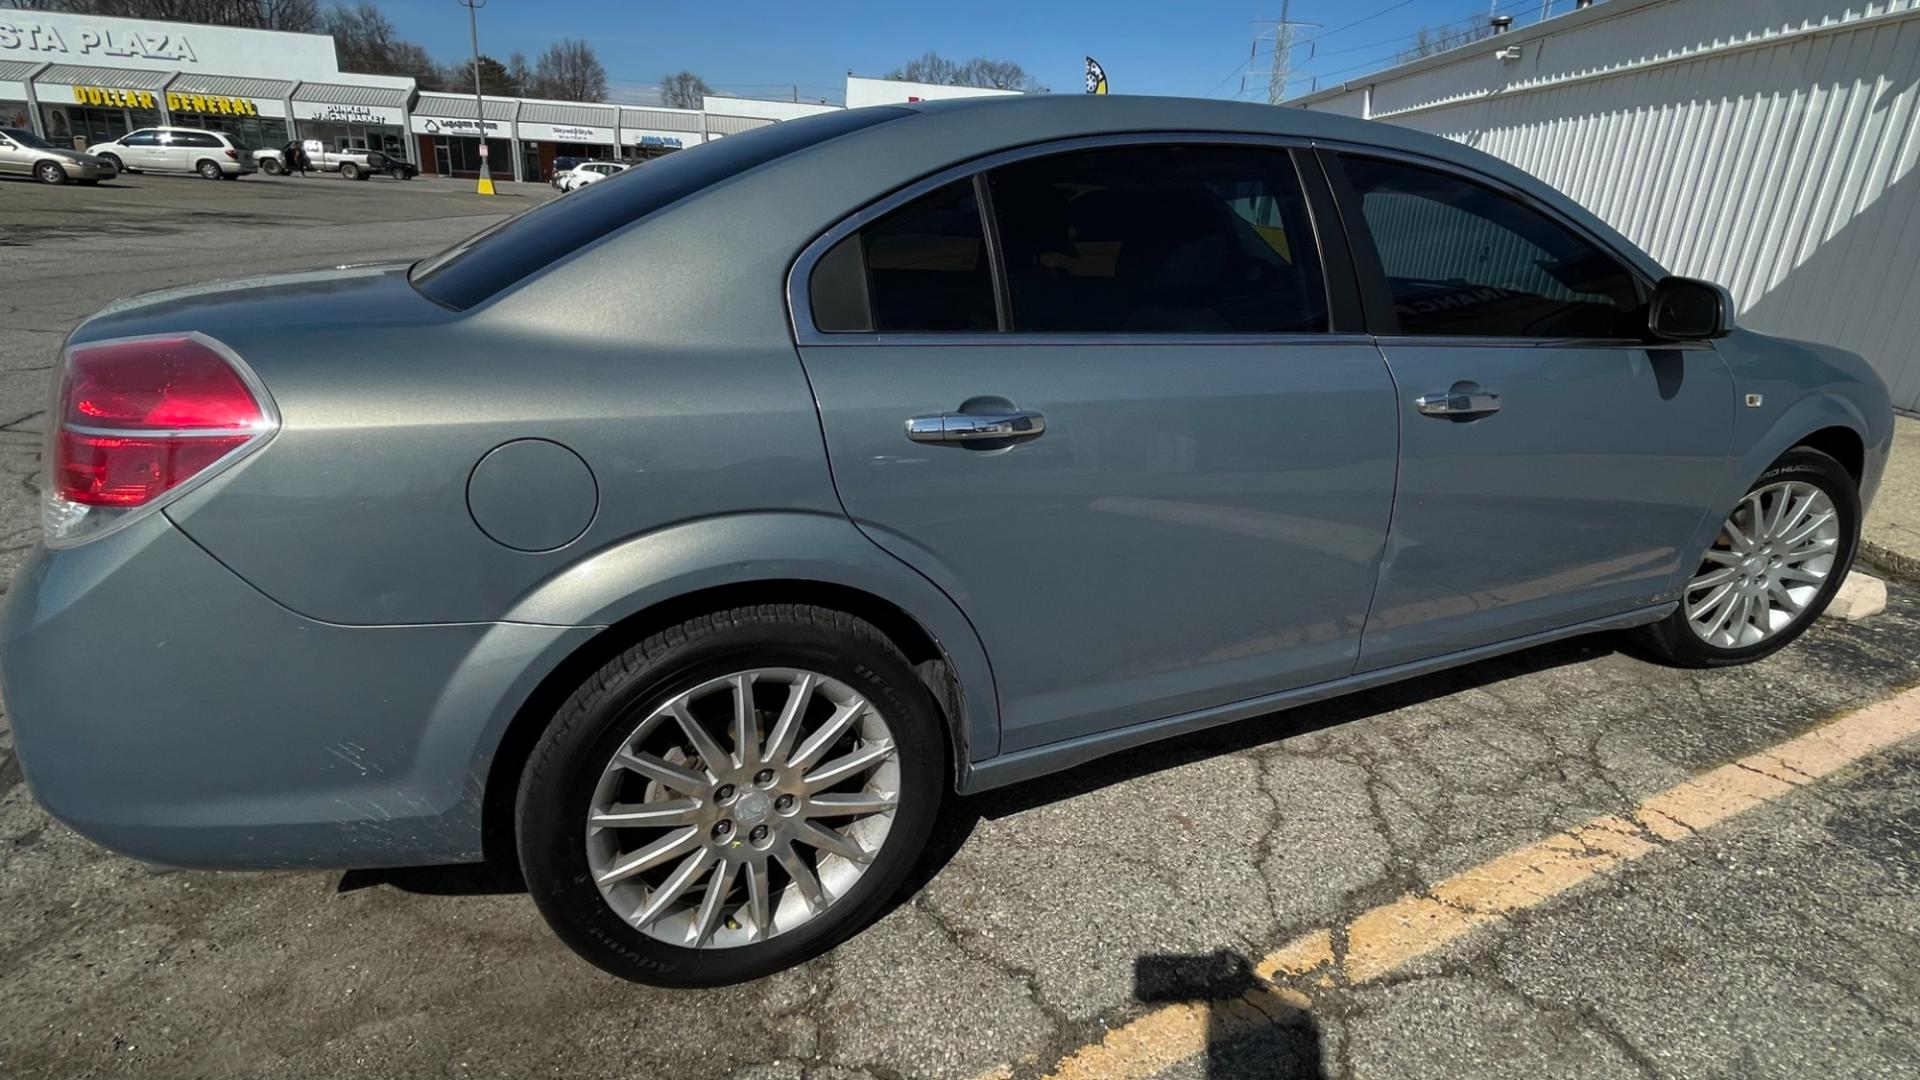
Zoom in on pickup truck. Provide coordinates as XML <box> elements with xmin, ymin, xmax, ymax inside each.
<box><xmin>254</xmin><ymin>144</ymin><xmax>418</xmax><ymax>181</ymax></box>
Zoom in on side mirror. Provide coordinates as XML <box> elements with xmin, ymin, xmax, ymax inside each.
<box><xmin>1648</xmin><ymin>276</ymin><xmax>1734</xmax><ymax>341</ymax></box>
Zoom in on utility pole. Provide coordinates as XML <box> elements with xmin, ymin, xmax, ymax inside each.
<box><xmin>456</xmin><ymin>0</ymin><xmax>494</xmax><ymax>196</ymax></box>
<box><xmin>1248</xmin><ymin>2</ymin><xmax>1319</xmax><ymax>105</ymax></box>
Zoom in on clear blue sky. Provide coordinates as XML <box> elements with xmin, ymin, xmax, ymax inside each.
<box><xmin>375</xmin><ymin>0</ymin><xmax>1582</xmax><ymax>105</ymax></box>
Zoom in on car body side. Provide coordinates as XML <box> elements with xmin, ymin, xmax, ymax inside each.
<box><xmin>0</xmin><ymin>95</ymin><xmax>1892</xmax><ymax>870</ymax></box>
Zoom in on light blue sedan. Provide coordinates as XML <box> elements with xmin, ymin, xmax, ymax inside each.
<box><xmin>2</xmin><ymin>95</ymin><xmax>1891</xmax><ymax>986</ymax></box>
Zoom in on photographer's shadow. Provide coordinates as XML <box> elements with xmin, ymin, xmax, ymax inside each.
<box><xmin>1134</xmin><ymin>950</ymin><xmax>1329</xmax><ymax>1079</ymax></box>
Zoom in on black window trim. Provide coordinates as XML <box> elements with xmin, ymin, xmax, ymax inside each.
<box><xmin>788</xmin><ymin>131</ymin><xmax>1367</xmax><ymax>347</ymax></box>
<box><xmin>1312</xmin><ymin>142</ymin><xmax>1707</xmax><ymax>350</ymax></box>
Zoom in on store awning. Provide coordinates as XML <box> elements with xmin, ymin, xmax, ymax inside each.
<box><xmin>171</xmin><ymin>73</ymin><xmax>296</xmax><ymax>99</ymax></box>
<box><xmin>704</xmin><ymin>113</ymin><xmax>775</xmax><ymax>136</ymax></box>
<box><xmin>0</xmin><ymin>59</ymin><xmax>39</xmax><ymax>100</ymax></box>
<box><xmin>36</xmin><ymin>64</ymin><xmax>172</xmax><ymax>91</ymax></box>
<box><xmin>292</xmin><ymin>81</ymin><xmax>411</xmax><ymax>109</ymax></box>
<box><xmin>414</xmin><ymin>92</ymin><xmax>516</xmax><ymax>120</ymax></box>
<box><xmin>619</xmin><ymin>106</ymin><xmax>703</xmax><ymax>133</ymax></box>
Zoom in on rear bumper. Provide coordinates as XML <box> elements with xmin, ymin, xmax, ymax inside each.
<box><xmin>0</xmin><ymin>513</ymin><xmax>595</xmax><ymax>869</ymax></box>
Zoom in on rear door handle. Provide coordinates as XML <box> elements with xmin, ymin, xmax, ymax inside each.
<box><xmin>904</xmin><ymin>411</ymin><xmax>1046</xmax><ymax>444</ymax></box>
<box><xmin>1415</xmin><ymin>385</ymin><xmax>1502</xmax><ymax>417</ymax></box>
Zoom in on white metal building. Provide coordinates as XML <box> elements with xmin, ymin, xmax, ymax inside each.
<box><xmin>1290</xmin><ymin>0</ymin><xmax>1920</xmax><ymax>413</ymax></box>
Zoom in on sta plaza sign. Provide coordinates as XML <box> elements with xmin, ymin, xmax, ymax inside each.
<box><xmin>0</xmin><ymin>19</ymin><xmax>197</xmax><ymax>63</ymax></box>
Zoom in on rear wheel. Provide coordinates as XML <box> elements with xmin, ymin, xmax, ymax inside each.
<box><xmin>1639</xmin><ymin>446</ymin><xmax>1858</xmax><ymax>666</ymax></box>
<box><xmin>196</xmin><ymin>159</ymin><xmax>222</xmax><ymax>180</ymax></box>
<box><xmin>390</xmin><ymin>167</ymin><xmax>408</xmax><ymax>180</ymax></box>
<box><xmin>516</xmin><ymin>605</ymin><xmax>943</xmax><ymax>986</ymax></box>
<box><xmin>261</xmin><ymin>158</ymin><xmax>284</xmax><ymax>175</ymax></box>
<box><xmin>340</xmin><ymin>162</ymin><xmax>360</xmax><ymax>180</ymax></box>
<box><xmin>34</xmin><ymin>160</ymin><xmax>65</xmax><ymax>185</ymax></box>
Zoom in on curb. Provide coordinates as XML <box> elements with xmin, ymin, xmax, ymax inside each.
<box><xmin>1860</xmin><ymin>540</ymin><xmax>1920</xmax><ymax>583</ymax></box>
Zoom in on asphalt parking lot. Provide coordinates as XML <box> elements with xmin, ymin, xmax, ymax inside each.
<box><xmin>2</xmin><ymin>175</ymin><xmax>1919</xmax><ymax>1080</ymax></box>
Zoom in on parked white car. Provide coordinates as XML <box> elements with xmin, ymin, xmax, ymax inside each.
<box><xmin>86</xmin><ymin>127</ymin><xmax>256</xmax><ymax>180</ymax></box>
<box><xmin>556</xmin><ymin>161</ymin><xmax>628</xmax><ymax>192</ymax></box>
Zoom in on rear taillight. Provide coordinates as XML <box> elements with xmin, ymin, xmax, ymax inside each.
<box><xmin>224</xmin><ymin>148</ymin><xmax>238</xmax><ymax>160</ymax></box>
<box><xmin>44</xmin><ymin>333</ymin><xmax>277</xmax><ymax>547</ymax></box>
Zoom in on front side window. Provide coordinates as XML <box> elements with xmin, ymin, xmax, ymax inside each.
<box><xmin>987</xmin><ymin>144</ymin><xmax>1327</xmax><ymax>333</ymax></box>
<box><xmin>1338</xmin><ymin>155</ymin><xmax>1641</xmax><ymax>338</ymax></box>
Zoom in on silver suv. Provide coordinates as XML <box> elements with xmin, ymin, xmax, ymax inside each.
<box><xmin>87</xmin><ymin>126</ymin><xmax>257</xmax><ymax>180</ymax></box>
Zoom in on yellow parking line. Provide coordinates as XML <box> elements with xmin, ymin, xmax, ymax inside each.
<box><xmin>1012</xmin><ymin>683</ymin><xmax>1920</xmax><ymax>1080</ymax></box>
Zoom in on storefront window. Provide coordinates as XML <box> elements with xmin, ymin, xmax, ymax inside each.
<box><xmin>1</xmin><ymin>101</ymin><xmax>29</xmax><ymax>130</ymax></box>
<box><xmin>436</xmin><ymin>135</ymin><xmax>513</xmax><ymax>176</ymax></box>
<box><xmin>183</xmin><ymin>112</ymin><xmax>289</xmax><ymax>151</ymax></box>
<box><xmin>300</xmin><ymin>119</ymin><xmax>405</xmax><ymax>157</ymax></box>
<box><xmin>41</xmin><ymin>104</ymin><xmax>161</xmax><ymax>149</ymax></box>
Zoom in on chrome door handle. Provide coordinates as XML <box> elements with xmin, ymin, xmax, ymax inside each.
<box><xmin>904</xmin><ymin>411</ymin><xmax>1046</xmax><ymax>444</ymax></box>
<box><xmin>1415</xmin><ymin>388</ymin><xmax>1502</xmax><ymax>417</ymax></box>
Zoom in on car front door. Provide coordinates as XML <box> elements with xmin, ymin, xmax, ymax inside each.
<box><xmin>797</xmin><ymin>140</ymin><xmax>1400</xmax><ymax>755</ymax></box>
<box><xmin>1325</xmin><ymin>151</ymin><xmax>1737</xmax><ymax>670</ymax></box>
<box><xmin>114</xmin><ymin>129</ymin><xmax>156</xmax><ymax>169</ymax></box>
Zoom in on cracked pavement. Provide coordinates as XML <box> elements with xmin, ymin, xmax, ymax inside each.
<box><xmin>3</xmin><ymin>177</ymin><xmax>1918</xmax><ymax>1080</ymax></box>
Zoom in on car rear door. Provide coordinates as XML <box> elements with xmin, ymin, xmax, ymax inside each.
<box><xmin>1323</xmin><ymin>150</ymin><xmax>1736</xmax><ymax>670</ymax></box>
<box><xmin>796</xmin><ymin>138</ymin><xmax>1399</xmax><ymax>755</ymax></box>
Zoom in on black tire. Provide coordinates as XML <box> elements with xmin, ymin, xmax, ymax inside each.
<box><xmin>390</xmin><ymin>167</ymin><xmax>408</xmax><ymax>180</ymax></box>
<box><xmin>34</xmin><ymin>160</ymin><xmax>66</xmax><ymax>185</ymax></box>
<box><xmin>340</xmin><ymin>162</ymin><xmax>360</xmax><ymax>180</ymax></box>
<box><xmin>196</xmin><ymin>159</ymin><xmax>222</xmax><ymax>180</ymax></box>
<box><xmin>261</xmin><ymin>158</ymin><xmax>284</xmax><ymax>176</ymax></box>
<box><xmin>516</xmin><ymin>604</ymin><xmax>944</xmax><ymax>987</ymax></box>
<box><xmin>1638</xmin><ymin>446</ymin><xmax>1859</xmax><ymax>667</ymax></box>
<box><xmin>97</xmin><ymin>152</ymin><xmax>124</xmax><ymax>173</ymax></box>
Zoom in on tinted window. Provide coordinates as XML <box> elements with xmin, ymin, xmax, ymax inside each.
<box><xmin>1339</xmin><ymin>155</ymin><xmax>1641</xmax><ymax>338</ymax></box>
<box><xmin>413</xmin><ymin>107</ymin><xmax>909</xmax><ymax>310</ymax></box>
<box><xmin>856</xmin><ymin>179</ymin><xmax>997</xmax><ymax>332</ymax></box>
<box><xmin>170</xmin><ymin>132</ymin><xmax>222</xmax><ymax>148</ymax></box>
<box><xmin>123</xmin><ymin>131</ymin><xmax>157</xmax><ymax>146</ymax></box>
<box><xmin>987</xmin><ymin>145</ymin><xmax>1327</xmax><ymax>333</ymax></box>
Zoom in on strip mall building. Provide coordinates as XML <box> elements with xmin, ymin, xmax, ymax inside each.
<box><xmin>0</xmin><ymin>10</ymin><xmax>850</xmax><ymax>181</ymax></box>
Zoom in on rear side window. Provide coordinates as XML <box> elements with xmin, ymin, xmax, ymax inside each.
<box><xmin>1337</xmin><ymin>155</ymin><xmax>1641</xmax><ymax>338</ymax></box>
<box><xmin>989</xmin><ymin>145</ymin><xmax>1327</xmax><ymax>333</ymax></box>
<box><xmin>815</xmin><ymin>179</ymin><xmax>998</xmax><ymax>333</ymax></box>
<box><xmin>176</xmin><ymin>132</ymin><xmax>223</xmax><ymax>148</ymax></box>
<box><xmin>412</xmin><ymin>107</ymin><xmax>909</xmax><ymax>310</ymax></box>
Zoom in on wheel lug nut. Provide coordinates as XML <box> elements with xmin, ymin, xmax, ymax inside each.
<box><xmin>714</xmin><ymin>784</ymin><xmax>735</xmax><ymax>802</ymax></box>
<box><xmin>711</xmin><ymin>820</ymin><xmax>733</xmax><ymax>840</ymax></box>
<box><xmin>750</xmin><ymin>825</ymin><xmax>769</xmax><ymax>842</ymax></box>
<box><xmin>754</xmin><ymin>768</ymin><xmax>775</xmax><ymax>786</ymax></box>
<box><xmin>775</xmin><ymin>794</ymin><xmax>796</xmax><ymax>812</ymax></box>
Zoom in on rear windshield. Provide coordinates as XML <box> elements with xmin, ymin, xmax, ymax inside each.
<box><xmin>411</xmin><ymin>107</ymin><xmax>909</xmax><ymax>310</ymax></box>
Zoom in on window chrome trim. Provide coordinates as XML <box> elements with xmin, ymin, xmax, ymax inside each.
<box><xmin>786</xmin><ymin>130</ymin><xmax>1327</xmax><ymax>348</ymax></box>
<box><xmin>1371</xmin><ymin>334</ymin><xmax>1715</xmax><ymax>351</ymax></box>
<box><xmin>822</xmin><ymin>331</ymin><xmax>1379</xmax><ymax>349</ymax></box>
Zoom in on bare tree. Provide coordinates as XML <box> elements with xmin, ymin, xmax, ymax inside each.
<box><xmin>887</xmin><ymin>51</ymin><xmax>1042</xmax><ymax>91</ymax></box>
<box><xmin>507</xmin><ymin>50</ymin><xmax>533</xmax><ymax>95</ymax></box>
<box><xmin>12</xmin><ymin>0</ymin><xmax>319</xmax><ymax>30</ymax></box>
<box><xmin>659</xmin><ymin>70</ymin><xmax>713</xmax><ymax>110</ymax></box>
<box><xmin>528</xmin><ymin>38</ymin><xmax>607</xmax><ymax>102</ymax></box>
<box><xmin>322</xmin><ymin>2</ymin><xmax>437</xmax><ymax>84</ymax></box>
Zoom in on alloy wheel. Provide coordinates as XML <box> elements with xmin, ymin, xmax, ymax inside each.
<box><xmin>586</xmin><ymin>668</ymin><xmax>901</xmax><ymax>949</ymax></box>
<box><xmin>1684</xmin><ymin>480</ymin><xmax>1840</xmax><ymax>648</ymax></box>
<box><xmin>35</xmin><ymin>161</ymin><xmax>63</xmax><ymax>184</ymax></box>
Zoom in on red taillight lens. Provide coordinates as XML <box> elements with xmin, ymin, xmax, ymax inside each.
<box><xmin>45</xmin><ymin>334</ymin><xmax>274</xmax><ymax>544</ymax></box>
<box><xmin>225</xmin><ymin>148</ymin><xmax>238</xmax><ymax>160</ymax></box>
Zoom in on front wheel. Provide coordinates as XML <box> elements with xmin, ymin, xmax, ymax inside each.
<box><xmin>34</xmin><ymin>160</ymin><xmax>66</xmax><ymax>185</ymax></box>
<box><xmin>97</xmin><ymin>152</ymin><xmax>123</xmax><ymax>173</ymax></box>
<box><xmin>390</xmin><ymin>167</ymin><xmax>409</xmax><ymax>180</ymax></box>
<box><xmin>261</xmin><ymin>158</ymin><xmax>284</xmax><ymax>175</ymax></box>
<box><xmin>516</xmin><ymin>605</ymin><xmax>944</xmax><ymax>986</ymax></box>
<box><xmin>1640</xmin><ymin>446</ymin><xmax>1859</xmax><ymax>667</ymax></box>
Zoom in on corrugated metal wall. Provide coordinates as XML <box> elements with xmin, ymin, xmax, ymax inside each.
<box><xmin>1292</xmin><ymin>0</ymin><xmax>1920</xmax><ymax>412</ymax></box>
